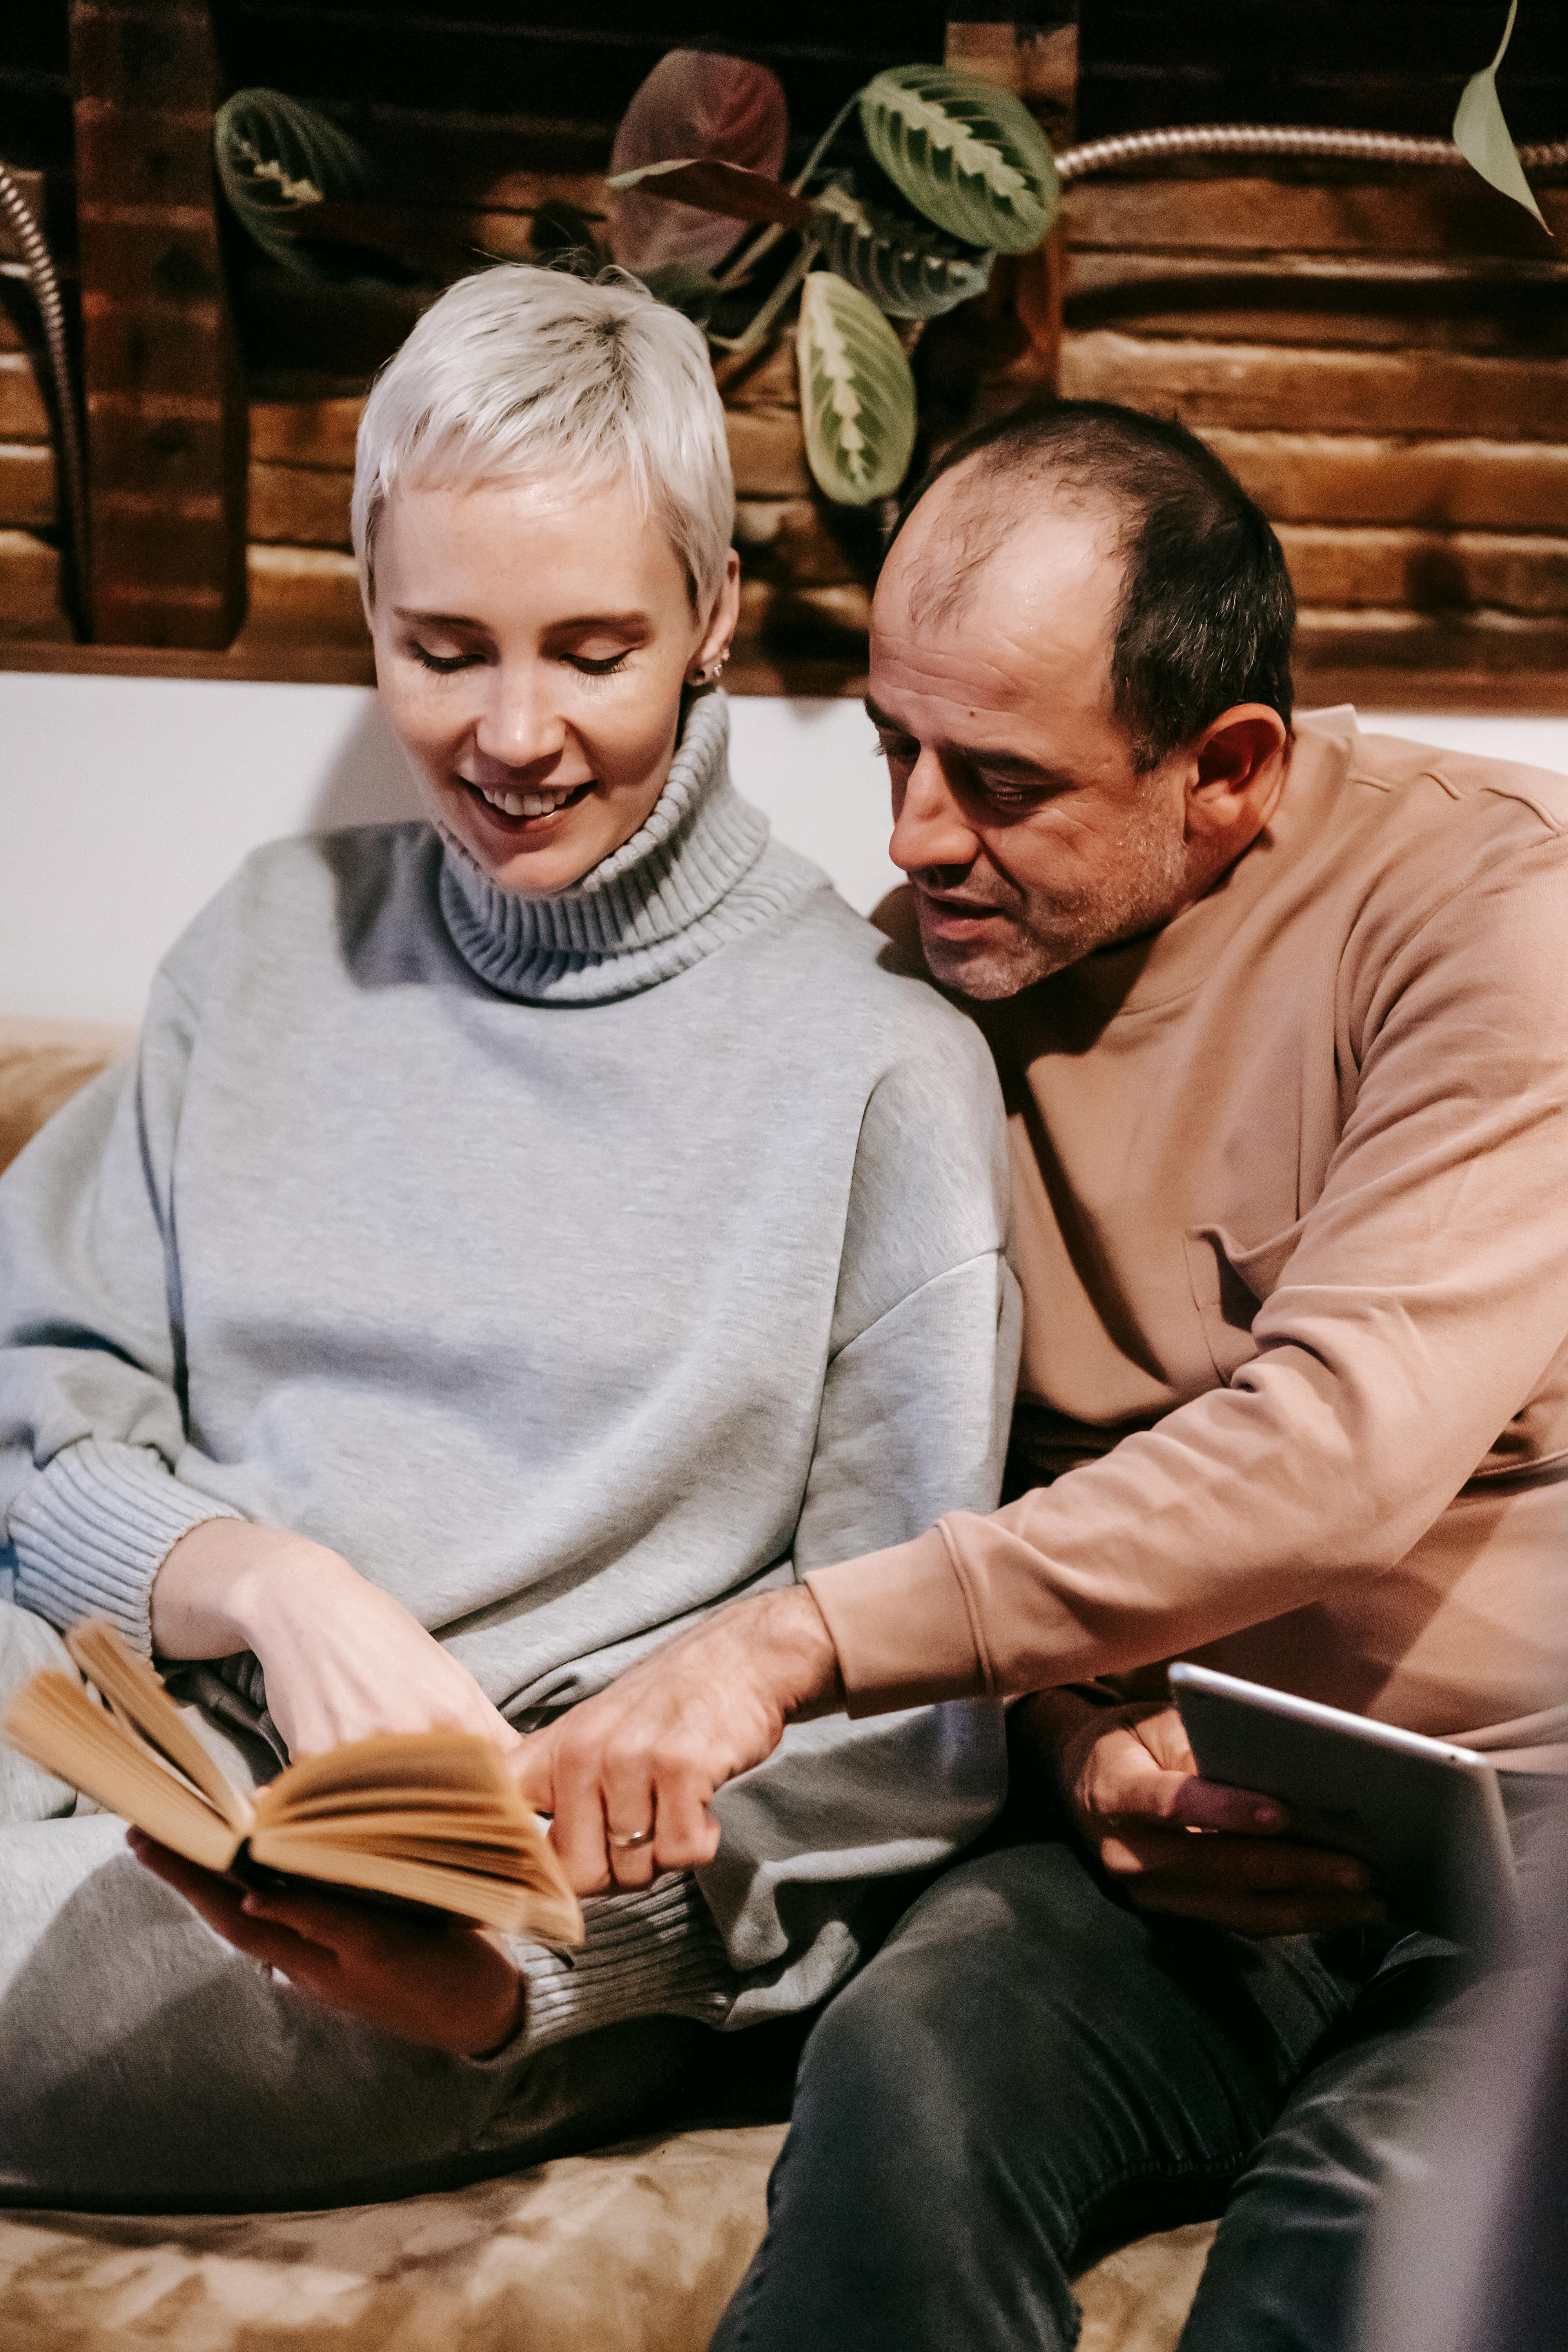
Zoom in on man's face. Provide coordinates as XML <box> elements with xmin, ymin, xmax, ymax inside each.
<box><xmin>869</xmin><ymin>482</ymin><xmax>1194</xmax><ymax>998</ymax></box>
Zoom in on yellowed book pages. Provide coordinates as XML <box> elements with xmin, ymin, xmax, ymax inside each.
<box><xmin>2</xmin><ymin>1622</ymin><xmax>583</xmax><ymax>1946</ymax></box>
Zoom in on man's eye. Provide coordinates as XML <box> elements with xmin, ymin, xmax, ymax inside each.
<box><xmin>410</xmin><ymin>644</ymin><xmax>480</xmax><ymax>675</ymax></box>
<box><xmin>873</xmin><ymin>736</ymin><xmax>917</xmax><ymax>764</ymax></box>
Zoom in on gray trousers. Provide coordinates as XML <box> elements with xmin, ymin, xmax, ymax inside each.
<box><xmin>0</xmin><ymin>1602</ymin><xmax>710</xmax><ymax>2210</ymax></box>
<box><xmin>713</xmin><ymin>1814</ymin><xmax>1561</xmax><ymax>2352</ymax></box>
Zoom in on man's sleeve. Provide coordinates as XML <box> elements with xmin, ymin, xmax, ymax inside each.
<box><xmin>808</xmin><ymin>835</ymin><xmax>1568</xmax><ymax>1710</ymax></box>
<box><xmin>0</xmin><ymin>974</ymin><xmax>242</xmax><ymax>1655</ymax></box>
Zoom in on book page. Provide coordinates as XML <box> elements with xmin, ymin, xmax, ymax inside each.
<box><xmin>247</xmin><ymin>1832</ymin><xmax>584</xmax><ymax>1942</ymax></box>
<box><xmin>253</xmin><ymin>1729</ymin><xmax>583</xmax><ymax>1945</ymax></box>
<box><xmin>65</xmin><ymin>1621</ymin><xmax>253</xmax><ymax>1838</ymax></box>
<box><xmin>3</xmin><ymin>1671</ymin><xmax>243</xmax><ymax>1874</ymax></box>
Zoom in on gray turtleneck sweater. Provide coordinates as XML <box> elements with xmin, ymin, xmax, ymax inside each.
<box><xmin>0</xmin><ymin>695</ymin><xmax>1018</xmax><ymax>2053</ymax></box>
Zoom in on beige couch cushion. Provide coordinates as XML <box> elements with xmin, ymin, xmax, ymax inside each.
<box><xmin>0</xmin><ymin>1016</ymin><xmax>136</xmax><ymax>1177</ymax></box>
<box><xmin>0</xmin><ymin>2125</ymin><xmax>1214</xmax><ymax>2352</ymax></box>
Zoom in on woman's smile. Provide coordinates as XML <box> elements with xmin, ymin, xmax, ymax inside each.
<box><xmin>459</xmin><ymin>773</ymin><xmax>595</xmax><ymax>832</ymax></box>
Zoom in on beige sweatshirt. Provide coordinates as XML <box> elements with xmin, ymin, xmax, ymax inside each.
<box><xmin>808</xmin><ymin>711</ymin><xmax>1568</xmax><ymax>1767</ymax></box>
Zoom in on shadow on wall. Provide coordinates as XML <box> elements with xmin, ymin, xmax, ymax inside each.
<box><xmin>308</xmin><ymin>697</ymin><xmax>425</xmax><ymax>834</ymax></box>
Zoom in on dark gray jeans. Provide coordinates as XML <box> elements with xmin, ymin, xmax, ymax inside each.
<box><xmin>711</xmin><ymin>1828</ymin><xmax>1536</xmax><ymax>2352</ymax></box>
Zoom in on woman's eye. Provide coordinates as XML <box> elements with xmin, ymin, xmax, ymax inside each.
<box><xmin>410</xmin><ymin>644</ymin><xmax>481</xmax><ymax>675</ymax></box>
<box><xmin>567</xmin><ymin>651</ymin><xmax>633</xmax><ymax>677</ymax></box>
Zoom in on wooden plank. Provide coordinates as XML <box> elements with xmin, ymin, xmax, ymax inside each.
<box><xmin>726</xmin><ymin>410</ymin><xmax>814</xmax><ymax>501</ymax></box>
<box><xmin>1292</xmin><ymin>665</ymin><xmax>1568</xmax><ymax>716</ymax></box>
<box><xmin>1277</xmin><ymin>526</ymin><xmax>1568</xmax><ymax>615</ymax></box>
<box><xmin>1066</xmin><ymin>176</ymin><xmax>1568</xmax><ymax>260</ymax></box>
<box><xmin>1059</xmin><ymin>331</ymin><xmax>1568</xmax><ymax>439</ymax></box>
<box><xmin>0</xmin><ymin>353</ymin><xmax>50</xmax><ymax>442</ymax></box>
<box><xmin>871</xmin><ymin>363</ymin><xmax>1568</xmax><ymax>571</ymax></box>
<box><xmin>71</xmin><ymin>0</ymin><xmax>247</xmax><ymax>648</ymax></box>
<box><xmin>1064</xmin><ymin>252</ymin><xmax>1568</xmax><ymax>354</ymax></box>
<box><xmin>242</xmin><ymin>544</ymin><xmax>367</xmax><ymax>647</ymax></box>
<box><xmin>1294</xmin><ymin>607</ymin><xmax>1568</xmax><ymax>672</ymax></box>
<box><xmin>249</xmin><ymin>395</ymin><xmax>364</xmax><ymax>472</ymax></box>
<box><xmin>248</xmin><ymin>463</ymin><xmax>354</xmax><ymax>549</ymax></box>
<box><xmin>0</xmin><ymin>635</ymin><xmax>376</xmax><ymax>684</ymax></box>
<box><xmin>0</xmin><ymin>443</ymin><xmax>55</xmax><ymax>529</ymax></box>
<box><xmin>1200</xmin><ymin>430</ymin><xmax>1568</xmax><ymax>532</ymax></box>
<box><xmin>733</xmin><ymin>498</ymin><xmax>862</xmax><ymax>589</ymax></box>
<box><xmin>0</xmin><ymin>528</ymin><xmax>71</xmax><ymax>638</ymax></box>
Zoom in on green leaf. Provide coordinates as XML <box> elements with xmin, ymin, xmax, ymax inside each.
<box><xmin>858</xmin><ymin>65</ymin><xmax>1059</xmax><ymax>255</ymax></box>
<box><xmin>214</xmin><ymin>90</ymin><xmax>381</xmax><ymax>274</ymax></box>
<box><xmin>796</xmin><ymin>271</ymin><xmax>917</xmax><ymax>506</ymax></box>
<box><xmin>809</xmin><ymin>185</ymin><xmax>993</xmax><ymax>318</ymax></box>
<box><xmin>1454</xmin><ymin>1</ymin><xmax>1550</xmax><ymax>230</ymax></box>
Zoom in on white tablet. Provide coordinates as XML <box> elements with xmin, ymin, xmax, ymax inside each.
<box><xmin>1169</xmin><ymin>1661</ymin><xmax>1519</xmax><ymax>1949</ymax></box>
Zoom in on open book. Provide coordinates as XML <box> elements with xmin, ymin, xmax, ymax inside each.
<box><xmin>2</xmin><ymin>1620</ymin><xmax>583</xmax><ymax>1947</ymax></box>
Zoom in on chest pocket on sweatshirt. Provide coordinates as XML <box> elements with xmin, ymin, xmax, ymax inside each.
<box><xmin>1183</xmin><ymin>1222</ymin><xmax>1305</xmax><ymax>1383</ymax></box>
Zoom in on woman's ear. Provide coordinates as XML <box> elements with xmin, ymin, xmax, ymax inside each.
<box><xmin>1185</xmin><ymin>704</ymin><xmax>1290</xmax><ymax>841</ymax></box>
<box><xmin>688</xmin><ymin>550</ymin><xmax>742</xmax><ymax>686</ymax></box>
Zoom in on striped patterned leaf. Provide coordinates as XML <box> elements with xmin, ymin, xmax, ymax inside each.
<box><xmin>215</xmin><ymin>89</ymin><xmax>381</xmax><ymax>273</ymax></box>
<box><xmin>810</xmin><ymin>185</ymin><xmax>993</xmax><ymax>318</ymax></box>
<box><xmin>796</xmin><ymin>272</ymin><xmax>917</xmax><ymax>506</ymax></box>
<box><xmin>859</xmin><ymin>66</ymin><xmax>1059</xmax><ymax>255</ymax></box>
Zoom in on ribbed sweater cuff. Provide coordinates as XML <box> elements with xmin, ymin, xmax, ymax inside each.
<box><xmin>498</xmin><ymin>1872</ymin><xmax>737</xmax><ymax>2061</ymax></box>
<box><xmin>9</xmin><ymin>1438</ymin><xmax>243</xmax><ymax>1657</ymax></box>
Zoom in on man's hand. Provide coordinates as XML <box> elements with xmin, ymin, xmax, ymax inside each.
<box><xmin>152</xmin><ymin>1520</ymin><xmax>521</xmax><ymax>1761</ymax></box>
<box><xmin>1019</xmin><ymin>1691</ymin><xmax>1388</xmax><ymax>1938</ymax></box>
<box><xmin>128</xmin><ymin>1831</ymin><xmax>525</xmax><ymax>2055</ymax></box>
<box><xmin>514</xmin><ymin>1584</ymin><xmax>843</xmax><ymax>1896</ymax></box>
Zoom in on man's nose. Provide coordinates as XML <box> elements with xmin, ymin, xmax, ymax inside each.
<box><xmin>889</xmin><ymin>751</ymin><xmax>980</xmax><ymax>877</ymax></box>
<box><xmin>474</xmin><ymin>670</ymin><xmax>566</xmax><ymax>771</ymax></box>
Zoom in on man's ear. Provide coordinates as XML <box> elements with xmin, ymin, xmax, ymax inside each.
<box><xmin>1185</xmin><ymin>704</ymin><xmax>1290</xmax><ymax>841</ymax></box>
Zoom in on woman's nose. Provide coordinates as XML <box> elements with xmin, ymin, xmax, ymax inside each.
<box><xmin>473</xmin><ymin>671</ymin><xmax>566</xmax><ymax>772</ymax></box>
<box><xmin>889</xmin><ymin>751</ymin><xmax>981</xmax><ymax>877</ymax></box>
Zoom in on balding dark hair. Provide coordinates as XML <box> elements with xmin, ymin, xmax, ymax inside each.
<box><xmin>887</xmin><ymin>401</ymin><xmax>1296</xmax><ymax>771</ymax></box>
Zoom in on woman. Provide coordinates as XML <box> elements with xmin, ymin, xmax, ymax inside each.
<box><xmin>0</xmin><ymin>266</ymin><xmax>1017</xmax><ymax>2206</ymax></box>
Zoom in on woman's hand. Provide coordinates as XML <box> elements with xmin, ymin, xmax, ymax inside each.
<box><xmin>152</xmin><ymin>1519</ymin><xmax>520</xmax><ymax>1760</ymax></box>
<box><xmin>1018</xmin><ymin>1690</ymin><xmax>1388</xmax><ymax>1939</ymax></box>
<box><xmin>128</xmin><ymin>1831</ymin><xmax>524</xmax><ymax>2054</ymax></box>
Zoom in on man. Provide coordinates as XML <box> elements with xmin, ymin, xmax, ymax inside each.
<box><xmin>518</xmin><ymin>401</ymin><xmax>1568</xmax><ymax>2350</ymax></box>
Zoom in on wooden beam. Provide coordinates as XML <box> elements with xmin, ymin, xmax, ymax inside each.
<box><xmin>1060</xmin><ymin>331</ymin><xmax>1568</xmax><ymax>439</ymax></box>
<box><xmin>1277</xmin><ymin>525</ymin><xmax>1568</xmax><ymax>615</ymax></box>
<box><xmin>1197</xmin><ymin>430</ymin><xmax>1568</xmax><ymax>533</ymax></box>
<box><xmin>70</xmin><ymin>0</ymin><xmax>247</xmax><ymax>648</ymax></box>
<box><xmin>1067</xmin><ymin>175</ymin><xmax>1568</xmax><ymax>260</ymax></box>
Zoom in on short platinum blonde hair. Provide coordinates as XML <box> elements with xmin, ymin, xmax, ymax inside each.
<box><xmin>352</xmin><ymin>265</ymin><xmax>734</xmax><ymax>610</ymax></box>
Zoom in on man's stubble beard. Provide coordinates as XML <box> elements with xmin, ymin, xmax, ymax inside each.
<box><xmin>917</xmin><ymin>794</ymin><xmax>1193</xmax><ymax>1002</ymax></box>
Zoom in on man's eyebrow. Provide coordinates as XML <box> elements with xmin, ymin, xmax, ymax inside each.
<box><xmin>864</xmin><ymin>698</ymin><xmax>1068</xmax><ymax>784</ymax></box>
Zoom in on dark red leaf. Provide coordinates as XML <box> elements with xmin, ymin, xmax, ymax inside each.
<box><xmin>607</xmin><ymin>50</ymin><xmax>789</xmax><ymax>279</ymax></box>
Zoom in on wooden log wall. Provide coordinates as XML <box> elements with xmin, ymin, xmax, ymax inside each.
<box><xmin>2</xmin><ymin>3</ymin><xmax>1566</xmax><ymax>709</ymax></box>
<box><xmin>1060</xmin><ymin>168</ymin><xmax>1568</xmax><ymax>709</ymax></box>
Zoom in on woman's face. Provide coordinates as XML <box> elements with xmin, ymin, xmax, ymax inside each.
<box><xmin>370</xmin><ymin>474</ymin><xmax>739</xmax><ymax>894</ymax></box>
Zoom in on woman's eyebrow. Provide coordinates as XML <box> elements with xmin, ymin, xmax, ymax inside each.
<box><xmin>392</xmin><ymin>606</ymin><xmax>484</xmax><ymax>628</ymax></box>
<box><xmin>543</xmin><ymin>611</ymin><xmax>654</xmax><ymax>633</ymax></box>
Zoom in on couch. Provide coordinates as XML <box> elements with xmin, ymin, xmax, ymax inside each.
<box><xmin>0</xmin><ymin>1014</ymin><xmax>1216</xmax><ymax>2350</ymax></box>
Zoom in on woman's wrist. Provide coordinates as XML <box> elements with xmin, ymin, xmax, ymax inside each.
<box><xmin>151</xmin><ymin>1519</ymin><xmax>358</xmax><ymax>1660</ymax></box>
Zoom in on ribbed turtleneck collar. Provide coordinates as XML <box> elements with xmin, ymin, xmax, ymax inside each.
<box><xmin>438</xmin><ymin>693</ymin><xmax>804</xmax><ymax>1005</ymax></box>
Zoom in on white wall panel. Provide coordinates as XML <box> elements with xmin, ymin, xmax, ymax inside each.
<box><xmin>2</xmin><ymin>669</ymin><xmax>1564</xmax><ymax>1027</ymax></box>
